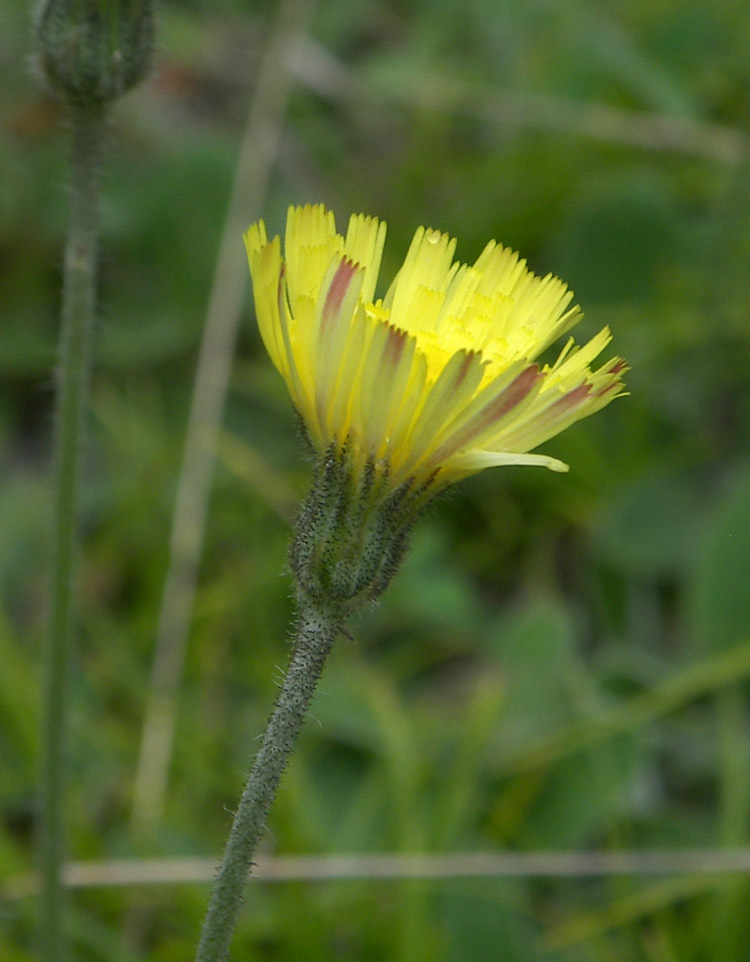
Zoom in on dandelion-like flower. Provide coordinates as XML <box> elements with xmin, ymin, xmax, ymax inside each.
<box><xmin>195</xmin><ymin>205</ymin><xmax>627</xmax><ymax>962</ymax></box>
<box><xmin>246</xmin><ymin>204</ymin><xmax>626</xmax><ymax>613</ymax></box>
<box><xmin>245</xmin><ymin>204</ymin><xmax>626</xmax><ymax>493</ymax></box>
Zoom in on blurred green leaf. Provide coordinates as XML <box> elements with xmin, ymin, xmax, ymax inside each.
<box><xmin>440</xmin><ymin>882</ymin><xmax>548</xmax><ymax>962</ymax></box>
<box><xmin>596</xmin><ymin>470</ymin><xmax>705</xmax><ymax>578</ymax></box>
<box><xmin>486</xmin><ymin>598</ymin><xmax>579</xmax><ymax>740</ymax></box>
<box><xmin>549</xmin><ymin>168</ymin><xmax>679</xmax><ymax>304</ymax></box>
<box><xmin>689</xmin><ymin>467</ymin><xmax>750</xmax><ymax>651</ymax></box>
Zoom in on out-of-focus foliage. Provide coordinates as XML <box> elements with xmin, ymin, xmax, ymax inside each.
<box><xmin>3</xmin><ymin>0</ymin><xmax>750</xmax><ymax>959</ymax></box>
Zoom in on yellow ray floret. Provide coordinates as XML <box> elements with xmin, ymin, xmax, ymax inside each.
<box><xmin>245</xmin><ymin>204</ymin><xmax>627</xmax><ymax>489</ymax></box>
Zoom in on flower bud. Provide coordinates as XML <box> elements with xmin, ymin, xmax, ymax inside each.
<box><xmin>37</xmin><ymin>0</ymin><xmax>153</xmax><ymax>105</ymax></box>
<box><xmin>290</xmin><ymin>443</ymin><xmax>434</xmax><ymax>618</ymax></box>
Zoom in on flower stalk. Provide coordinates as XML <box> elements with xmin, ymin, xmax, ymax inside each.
<box><xmin>196</xmin><ymin>446</ymin><xmax>427</xmax><ymax>961</ymax></box>
<box><xmin>195</xmin><ymin>605</ymin><xmax>340</xmax><ymax>962</ymax></box>
<box><xmin>38</xmin><ymin>97</ymin><xmax>107</xmax><ymax>962</ymax></box>
<box><xmin>35</xmin><ymin>2</ymin><xmax>153</xmax><ymax>958</ymax></box>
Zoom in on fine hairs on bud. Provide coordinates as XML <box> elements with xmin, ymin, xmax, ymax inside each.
<box><xmin>289</xmin><ymin>441</ymin><xmax>436</xmax><ymax>618</ymax></box>
<box><xmin>36</xmin><ymin>0</ymin><xmax>154</xmax><ymax>105</ymax></box>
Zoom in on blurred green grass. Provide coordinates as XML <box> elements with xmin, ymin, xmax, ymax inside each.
<box><xmin>3</xmin><ymin>0</ymin><xmax>750</xmax><ymax>959</ymax></box>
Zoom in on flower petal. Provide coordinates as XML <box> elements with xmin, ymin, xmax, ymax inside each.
<box><xmin>449</xmin><ymin>450</ymin><xmax>570</xmax><ymax>474</ymax></box>
<box><xmin>244</xmin><ymin>204</ymin><xmax>626</xmax><ymax>490</ymax></box>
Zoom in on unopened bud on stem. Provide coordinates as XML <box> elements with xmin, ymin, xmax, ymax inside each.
<box><xmin>37</xmin><ymin>0</ymin><xmax>153</xmax><ymax>105</ymax></box>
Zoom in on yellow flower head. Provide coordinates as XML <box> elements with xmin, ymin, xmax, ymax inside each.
<box><xmin>245</xmin><ymin>204</ymin><xmax>626</xmax><ymax>491</ymax></box>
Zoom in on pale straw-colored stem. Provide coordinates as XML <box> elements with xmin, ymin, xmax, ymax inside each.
<box><xmin>130</xmin><ymin>0</ymin><xmax>318</xmax><ymax>838</ymax></box>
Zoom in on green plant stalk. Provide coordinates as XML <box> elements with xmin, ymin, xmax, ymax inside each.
<box><xmin>195</xmin><ymin>606</ymin><xmax>340</xmax><ymax>962</ymax></box>
<box><xmin>39</xmin><ymin>99</ymin><xmax>107</xmax><ymax>962</ymax></box>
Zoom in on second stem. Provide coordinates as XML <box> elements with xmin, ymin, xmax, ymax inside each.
<box><xmin>39</xmin><ymin>99</ymin><xmax>107</xmax><ymax>962</ymax></box>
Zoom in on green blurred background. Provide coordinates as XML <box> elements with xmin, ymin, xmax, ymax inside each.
<box><xmin>4</xmin><ymin>0</ymin><xmax>750</xmax><ymax>959</ymax></box>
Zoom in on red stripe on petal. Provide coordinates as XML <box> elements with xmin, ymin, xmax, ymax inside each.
<box><xmin>452</xmin><ymin>351</ymin><xmax>479</xmax><ymax>393</ymax></box>
<box><xmin>384</xmin><ymin>325</ymin><xmax>408</xmax><ymax>368</ymax></box>
<box><xmin>322</xmin><ymin>259</ymin><xmax>358</xmax><ymax>332</ymax></box>
<box><xmin>597</xmin><ymin>380</ymin><xmax>624</xmax><ymax>399</ymax></box>
<box><xmin>430</xmin><ymin>365</ymin><xmax>541</xmax><ymax>464</ymax></box>
<box><xmin>433</xmin><ymin>350</ymin><xmax>481</xmax><ymax>405</ymax></box>
<box><xmin>549</xmin><ymin>381</ymin><xmax>591</xmax><ymax>414</ymax></box>
<box><xmin>276</xmin><ymin>263</ymin><xmax>287</xmax><ymax>315</ymax></box>
<box><xmin>476</xmin><ymin>365</ymin><xmax>541</xmax><ymax>429</ymax></box>
<box><xmin>593</xmin><ymin>360</ymin><xmax>628</xmax><ymax>398</ymax></box>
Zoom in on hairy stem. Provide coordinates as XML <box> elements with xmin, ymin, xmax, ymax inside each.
<box><xmin>38</xmin><ymin>99</ymin><xmax>107</xmax><ymax>962</ymax></box>
<box><xmin>195</xmin><ymin>607</ymin><xmax>340</xmax><ymax>962</ymax></box>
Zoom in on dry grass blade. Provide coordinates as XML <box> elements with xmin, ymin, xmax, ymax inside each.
<box><xmin>287</xmin><ymin>37</ymin><xmax>746</xmax><ymax>164</ymax></box>
<box><xmin>130</xmin><ymin>0</ymin><xmax>318</xmax><ymax>839</ymax></box>
<box><xmin>7</xmin><ymin>849</ymin><xmax>750</xmax><ymax>900</ymax></box>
